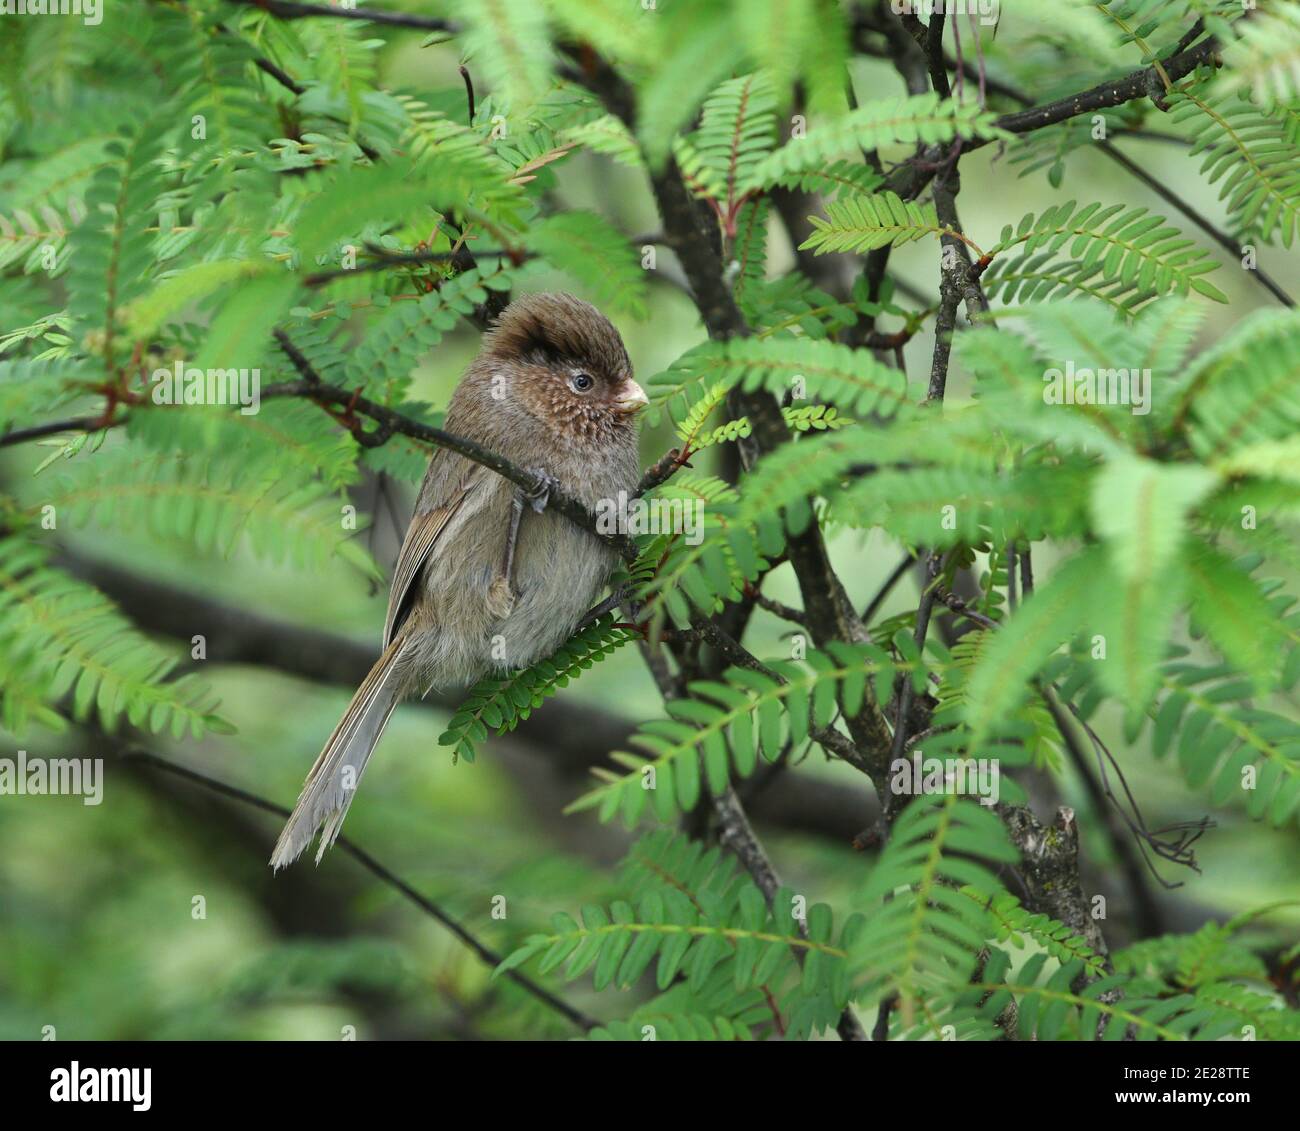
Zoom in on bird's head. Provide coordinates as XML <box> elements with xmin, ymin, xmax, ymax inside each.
<box><xmin>479</xmin><ymin>292</ymin><xmax>647</xmax><ymax>443</ymax></box>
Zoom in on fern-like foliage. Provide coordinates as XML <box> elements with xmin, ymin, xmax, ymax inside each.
<box><xmin>123</xmin><ymin>397</ymin><xmax>359</xmax><ymax>492</ymax></box>
<box><xmin>674</xmin><ymin>72</ymin><xmax>777</xmax><ymax>227</ymax></box>
<box><xmin>961</xmin><ymin>952</ymin><xmax>1199</xmax><ymax>1041</ymax></box>
<box><xmin>850</xmin><ymin>795</ymin><xmax>1018</xmax><ymax>1028</ymax></box>
<box><xmin>783</xmin><ymin>404</ymin><xmax>854</xmax><ymax>432</ymax></box>
<box><xmin>747</xmin><ymin>93</ymin><xmax>1009</xmax><ymax>187</ymax></box>
<box><xmin>1142</xmin><ymin>653</ymin><xmax>1300</xmax><ymax>825</ymax></box>
<box><xmin>1224</xmin><ymin>1</ymin><xmax>1300</xmax><ymax>106</ymax></box>
<box><xmin>340</xmin><ymin>264</ymin><xmax>519</xmax><ymax>400</ymax></box>
<box><xmin>634</xmin><ymin>429</ymin><xmax>866</xmax><ymax>630</ymax></box>
<box><xmin>1169</xmin><ymin>85</ymin><xmax>1300</xmax><ymax>247</ymax></box>
<box><xmin>1114</xmin><ymin>904</ymin><xmax>1295</xmax><ymax>988</ymax></box>
<box><xmin>451</xmin><ymin>0</ymin><xmax>555</xmax><ymax>114</ymax></box>
<box><xmin>499</xmin><ymin>829</ymin><xmax>859</xmax><ymax>1040</ymax></box>
<box><xmin>1177</xmin><ymin>308</ymin><xmax>1300</xmax><ymax>464</ymax></box>
<box><xmin>935</xmin><ymin>633</ymin><xmax>1064</xmax><ymax>773</ymax></box>
<box><xmin>437</xmin><ymin>618</ymin><xmax>638</xmax><ymax>765</ymax></box>
<box><xmin>296</xmin><ymin>17</ymin><xmax>382</xmax><ymax>137</ymax></box>
<box><xmin>768</xmin><ymin>160</ymin><xmax>883</xmax><ymax>199</ymax></box>
<box><xmin>588</xmin><ymin>1013</ymin><xmax>757</xmax><ymax>1041</ymax></box>
<box><xmin>980</xmin><ymin>248</ymin><xmax>1163</xmax><ymax>315</ymax></box>
<box><xmin>1008</xmin><ymin>107</ymin><xmax>1146</xmax><ymax>189</ymax></box>
<box><xmin>801</xmin><ymin>191</ymin><xmax>950</xmax><ymax>254</ymax></box>
<box><xmin>497</xmin><ymin>893</ymin><xmax>844</xmax><ymax>992</ymax></box>
<box><xmin>985</xmin><ymin>200</ymin><xmax>1227</xmax><ymax>303</ymax></box>
<box><xmin>0</xmin><ymin>355</ymin><xmax>96</xmax><ymax>433</ymax></box>
<box><xmin>560</xmin><ymin>113</ymin><xmax>643</xmax><ymax>169</ymax></box>
<box><xmin>954</xmin><ymin>928</ymin><xmax>1300</xmax><ymax>1040</ymax></box>
<box><xmin>525</xmin><ymin>211</ymin><xmax>649</xmax><ymax>317</ymax></box>
<box><xmin>0</xmin><ymin>199</ymin><xmax>82</xmax><ymax>275</ymax></box>
<box><xmin>29</xmin><ymin>446</ymin><xmax>378</xmax><ymax>578</ymax></box>
<box><xmin>976</xmin><ymin>889</ymin><xmax>1107</xmax><ymax>978</ymax></box>
<box><xmin>0</xmin><ymin>536</ymin><xmax>231</xmax><ymax>739</ymax></box>
<box><xmin>648</xmin><ymin>337</ymin><xmax>909</xmax><ymax>426</ymax></box>
<box><xmin>66</xmin><ymin>122</ymin><xmax>168</xmax><ymax>371</ymax></box>
<box><xmin>664</xmin><ymin>387</ymin><xmax>850</xmax><ymax>454</ymax></box>
<box><xmin>1092</xmin><ymin>1</ymin><xmax>1242</xmax><ymax>58</ymax></box>
<box><xmin>568</xmin><ymin>642</ymin><xmax>925</xmax><ymax>824</ymax></box>
<box><xmin>169</xmin><ymin>5</ymin><xmax>272</xmax><ymax>192</ymax></box>
<box><xmin>666</xmin><ymin>379</ymin><xmax>735</xmax><ymax>452</ymax></box>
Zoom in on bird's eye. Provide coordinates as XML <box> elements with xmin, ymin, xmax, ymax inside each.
<box><xmin>571</xmin><ymin>373</ymin><xmax>594</xmax><ymax>392</ymax></box>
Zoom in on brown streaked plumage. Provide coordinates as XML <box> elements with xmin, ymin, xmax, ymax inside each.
<box><xmin>270</xmin><ymin>293</ymin><xmax>645</xmax><ymax>869</ymax></box>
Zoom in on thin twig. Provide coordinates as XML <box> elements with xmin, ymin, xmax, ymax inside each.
<box><xmin>0</xmin><ymin>416</ymin><xmax>107</xmax><ymax>448</ymax></box>
<box><xmin>303</xmin><ymin>245</ymin><xmax>526</xmax><ymax>287</ymax></box>
<box><xmin>636</xmin><ymin>446</ymin><xmax>694</xmax><ymax>495</ymax></box>
<box><xmin>979</xmin><ymin>35</ymin><xmax>1223</xmax><ymax>143</ymax></box>
<box><xmin>935</xmin><ymin>50</ymin><xmax>1293</xmax><ymax>309</ymax></box>
<box><xmin>747</xmin><ymin>587</ymin><xmax>811</xmax><ymax>630</ymax></box>
<box><xmin>268</xmin><ymin>329</ymin><xmax>637</xmax><ymax>559</ymax></box>
<box><xmin>459</xmin><ymin>64</ymin><xmax>476</xmax><ymax>126</ymax></box>
<box><xmin>862</xmin><ymin>551</ymin><xmax>918</xmax><ymax>625</ymax></box>
<box><xmin>120</xmin><ymin>748</ymin><xmax>598</xmax><ymax>1032</ymax></box>
<box><xmin>1040</xmin><ymin>690</ymin><xmax>1198</xmax><ymax>914</ymax></box>
<box><xmin>253</xmin><ymin>55</ymin><xmax>305</xmax><ymax>96</ymax></box>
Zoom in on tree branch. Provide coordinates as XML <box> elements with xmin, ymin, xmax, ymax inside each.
<box><xmin>118</xmin><ymin>746</ymin><xmax>598</xmax><ymax>1031</ymax></box>
<box><xmin>997</xmin><ymin>802</ymin><xmax>1112</xmax><ymax>966</ymax></box>
<box><xmin>0</xmin><ymin>415</ymin><xmax>106</xmax><ymax>448</ymax></box>
<box><xmin>268</xmin><ymin>326</ymin><xmax>635</xmax><ymax>558</ymax></box>
<box><xmin>979</xmin><ymin>35</ymin><xmax>1223</xmax><ymax>144</ymax></box>
<box><xmin>59</xmin><ymin>549</ymin><xmax>880</xmax><ymax>844</ymax></box>
<box><xmin>925</xmin><ymin>42</ymin><xmax>1293</xmax><ymax>310</ymax></box>
<box><xmin>302</xmin><ymin>245</ymin><xmax>527</xmax><ymax>287</ymax></box>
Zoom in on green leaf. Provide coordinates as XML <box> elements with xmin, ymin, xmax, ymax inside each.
<box><xmin>1089</xmin><ymin>455</ymin><xmax>1217</xmax><ymax>581</ymax></box>
<box><xmin>801</xmin><ymin>192</ymin><xmax>947</xmax><ymax>254</ymax></box>
<box><xmin>526</xmin><ymin>211</ymin><xmax>648</xmax><ymax>317</ymax></box>
<box><xmin>964</xmin><ymin>546</ymin><xmax>1109</xmax><ymax>746</ymax></box>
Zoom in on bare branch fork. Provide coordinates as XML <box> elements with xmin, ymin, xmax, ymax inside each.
<box><xmin>910</xmin><ymin>30</ymin><xmax>1293</xmax><ymax>310</ymax></box>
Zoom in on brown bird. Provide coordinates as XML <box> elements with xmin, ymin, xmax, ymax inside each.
<box><xmin>270</xmin><ymin>293</ymin><xmax>646</xmax><ymax>869</ymax></box>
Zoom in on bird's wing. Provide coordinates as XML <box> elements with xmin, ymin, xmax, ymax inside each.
<box><xmin>382</xmin><ymin>466</ymin><xmax>484</xmax><ymax>647</ymax></box>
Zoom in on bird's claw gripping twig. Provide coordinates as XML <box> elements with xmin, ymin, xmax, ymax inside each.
<box><xmin>524</xmin><ymin>467</ymin><xmax>559</xmax><ymax>513</ymax></box>
<box><xmin>578</xmin><ymin>586</ymin><xmax>631</xmax><ymax>629</ymax></box>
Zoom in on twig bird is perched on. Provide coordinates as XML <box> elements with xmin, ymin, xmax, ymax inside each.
<box><xmin>270</xmin><ymin>293</ymin><xmax>646</xmax><ymax>869</ymax></box>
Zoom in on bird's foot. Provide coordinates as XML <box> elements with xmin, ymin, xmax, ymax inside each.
<box><xmin>577</xmin><ymin>586</ymin><xmax>630</xmax><ymax>629</ymax></box>
<box><xmin>523</xmin><ymin>467</ymin><xmax>559</xmax><ymax>514</ymax></box>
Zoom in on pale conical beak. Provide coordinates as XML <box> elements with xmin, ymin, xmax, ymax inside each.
<box><xmin>612</xmin><ymin>379</ymin><xmax>648</xmax><ymax>416</ymax></box>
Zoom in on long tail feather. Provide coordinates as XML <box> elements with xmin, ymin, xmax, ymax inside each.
<box><xmin>270</xmin><ymin>635</ymin><xmax>409</xmax><ymax>870</ymax></box>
